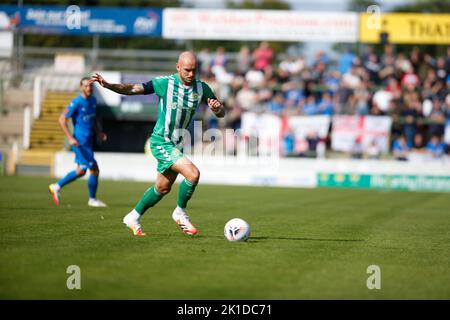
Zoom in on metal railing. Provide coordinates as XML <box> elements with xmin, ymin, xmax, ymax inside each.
<box><xmin>21</xmin><ymin>46</ymin><xmax>241</xmax><ymax>73</ymax></box>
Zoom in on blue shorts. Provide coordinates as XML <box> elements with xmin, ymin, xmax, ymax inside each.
<box><xmin>72</xmin><ymin>145</ymin><xmax>97</xmax><ymax>170</ymax></box>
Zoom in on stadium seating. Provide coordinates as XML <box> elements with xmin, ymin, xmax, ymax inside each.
<box><xmin>15</xmin><ymin>91</ymin><xmax>75</xmax><ymax>175</ymax></box>
<box><xmin>29</xmin><ymin>91</ymin><xmax>75</xmax><ymax>151</ymax></box>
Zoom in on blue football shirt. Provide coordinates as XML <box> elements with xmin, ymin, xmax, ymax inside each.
<box><xmin>64</xmin><ymin>95</ymin><xmax>97</xmax><ymax>146</ymax></box>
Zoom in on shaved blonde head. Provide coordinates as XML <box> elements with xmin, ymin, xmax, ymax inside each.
<box><xmin>178</xmin><ymin>51</ymin><xmax>197</xmax><ymax>65</ymax></box>
<box><xmin>176</xmin><ymin>51</ymin><xmax>197</xmax><ymax>86</ymax></box>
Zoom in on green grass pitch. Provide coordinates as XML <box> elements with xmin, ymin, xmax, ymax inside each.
<box><xmin>0</xmin><ymin>175</ymin><xmax>449</xmax><ymax>299</ymax></box>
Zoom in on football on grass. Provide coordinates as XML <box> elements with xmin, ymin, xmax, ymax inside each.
<box><xmin>224</xmin><ymin>218</ymin><xmax>250</xmax><ymax>242</ymax></box>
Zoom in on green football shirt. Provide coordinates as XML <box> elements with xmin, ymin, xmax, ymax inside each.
<box><xmin>144</xmin><ymin>73</ymin><xmax>215</xmax><ymax>145</ymax></box>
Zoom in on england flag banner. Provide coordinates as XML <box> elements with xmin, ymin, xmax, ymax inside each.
<box><xmin>331</xmin><ymin>116</ymin><xmax>392</xmax><ymax>153</ymax></box>
<box><xmin>286</xmin><ymin>116</ymin><xmax>331</xmax><ymax>153</ymax></box>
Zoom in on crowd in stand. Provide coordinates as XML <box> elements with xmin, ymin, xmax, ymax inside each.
<box><xmin>195</xmin><ymin>42</ymin><xmax>450</xmax><ymax>160</ymax></box>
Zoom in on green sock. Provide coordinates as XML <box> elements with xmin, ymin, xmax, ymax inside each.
<box><xmin>177</xmin><ymin>179</ymin><xmax>197</xmax><ymax>209</ymax></box>
<box><xmin>135</xmin><ymin>186</ymin><xmax>163</xmax><ymax>215</ymax></box>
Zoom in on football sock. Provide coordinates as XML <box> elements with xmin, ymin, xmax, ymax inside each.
<box><xmin>135</xmin><ymin>186</ymin><xmax>163</xmax><ymax>215</ymax></box>
<box><xmin>177</xmin><ymin>179</ymin><xmax>197</xmax><ymax>209</ymax></box>
<box><xmin>88</xmin><ymin>174</ymin><xmax>98</xmax><ymax>199</ymax></box>
<box><xmin>57</xmin><ymin>170</ymin><xmax>81</xmax><ymax>188</ymax></box>
<box><xmin>128</xmin><ymin>209</ymin><xmax>141</xmax><ymax>221</ymax></box>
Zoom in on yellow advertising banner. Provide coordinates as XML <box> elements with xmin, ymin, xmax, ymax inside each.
<box><xmin>360</xmin><ymin>13</ymin><xmax>450</xmax><ymax>44</ymax></box>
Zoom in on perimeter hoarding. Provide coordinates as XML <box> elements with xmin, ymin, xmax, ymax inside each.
<box><xmin>163</xmin><ymin>8</ymin><xmax>359</xmax><ymax>42</ymax></box>
<box><xmin>0</xmin><ymin>5</ymin><xmax>162</xmax><ymax>36</ymax></box>
<box><xmin>318</xmin><ymin>173</ymin><xmax>450</xmax><ymax>192</ymax></box>
<box><xmin>360</xmin><ymin>13</ymin><xmax>450</xmax><ymax>44</ymax></box>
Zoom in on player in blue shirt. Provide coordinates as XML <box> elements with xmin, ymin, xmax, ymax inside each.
<box><xmin>48</xmin><ymin>77</ymin><xmax>107</xmax><ymax>207</ymax></box>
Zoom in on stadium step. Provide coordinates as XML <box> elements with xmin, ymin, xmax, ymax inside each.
<box><xmin>19</xmin><ymin>150</ymin><xmax>54</xmax><ymax>166</ymax></box>
<box><xmin>16</xmin><ymin>150</ymin><xmax>54</xmax><ymax>176</ymax></box>
<box><xmin>16</xmin><ymin>90</ymin><xmax>75</xmax><ymax>175</ymax></box>
<box><xmin>27</xmin><ymin>90</ymin><xmax>76</xmax><ymax>152</ymax></box>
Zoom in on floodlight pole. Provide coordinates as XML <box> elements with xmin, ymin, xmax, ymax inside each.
<box><xmin>92</xmin><ymin>34</ymin><xmax>100</xmax><ymax>69</ymax></box>
<box><xmin>14</xmin><ymin>0</ymin><xmax>24</xmax><ymax>79</ymax></box>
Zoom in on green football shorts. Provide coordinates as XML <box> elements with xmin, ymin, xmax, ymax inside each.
<box><xmin>150</xmin><ymin>135</ymin><xmax>185</xmax><ymax>173</ymax></box>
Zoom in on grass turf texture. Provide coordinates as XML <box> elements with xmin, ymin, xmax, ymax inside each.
<box><xmin>0</xmin><ymin>175</ymin><xmax>449</xmax><ymax>299</ymax></box>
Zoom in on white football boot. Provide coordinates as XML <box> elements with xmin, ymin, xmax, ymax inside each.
<box><xmin>123</xmin><ymin>210</ymin><xmax>146</xmax><ymax>237</ymax></box>
<box><xmin>88</xmin><ymin>198</ymin><xmax>108</xmax><ymax>207</ymax></box>
<box><xmin>48</xmin><ymin>183</ymin><xmax>61</xmax><ymax>205</ymax></box>
<box><xmin>172</xmin><ymin>206</ymin><xmax>198</xmax><ymax>236</ymax></box>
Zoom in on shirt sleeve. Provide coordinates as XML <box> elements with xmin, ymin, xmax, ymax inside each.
<box><xmin>64</xmin><ymin>99</ymin><xmax>78</xmax><ymax>119</ymax></box>
<box><xmin>142</xmin><ymin>80</ymin><xmax>155</xmax><ymax>95</ymax></box>
<box><xmin>151</xmin><ymin>77</ymin><xmax>169</xmax><ymax>97</ymax></box>
<box><xmin>201</xmin><ymin>81</ymin><xmax>217</xmax><ymax>103</ymax></box>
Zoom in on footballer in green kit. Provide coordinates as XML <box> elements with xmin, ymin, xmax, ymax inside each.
<box><xmin>91</xmin><ymin>52</ymin><xmax>225</xmax><ymax>236</ymax></box>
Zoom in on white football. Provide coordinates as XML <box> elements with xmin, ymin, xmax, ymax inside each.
<box><xmin>224</xmin><ymin>218</ymin><xmax>250</xmax><ymax>242</ymax></box>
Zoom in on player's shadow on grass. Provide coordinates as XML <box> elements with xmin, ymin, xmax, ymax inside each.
<box><xmin>249</xmin><ymin>236</ymin><xmax>365</xmax><ymax>242</ymax></box>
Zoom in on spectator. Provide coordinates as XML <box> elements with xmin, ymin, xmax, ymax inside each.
<box><xmin>283</xmin><ymin>129</ymin><xmax>296</xmax><ymax>156</ymax></box>
<box><xmin>402</xmin><ymin>92</ymin><xmax>422</xmax><ymax>148</ymax></box>
<box><xmin>305</xmin><ymin>131</ymin><xmax>320</xmax><ymax>158</ymax></box>
<box><xmin>426</xmin><ymin>135</ymin><xmax>445</xmax><ymax>159</ymax></box>
<box><xmin>412</xmin><ymin>133</ymin><xmax>426</xmax><ymax>153</ymax></box>
<box><xmin>354</xmin><ymin>83</ymin><xmax>370</xmax><ymax>115</ymax></box>
<box><xmin>366</xmin><ymin>140</ymin><xmax>381</xmax><ymax>160</ymax></box>
<box><xmin>197</xmin><ymin>48</ymin><xmax>212</xmax><ymax>76</ymax></box>
<box><xmin>445</xmin><ymin>47</ymin><xmax>450</xmax><ymax>75</ymax></box>
<box><xmin>324</xmin><ymin>70</ymin><xmax>341</xmax><ymax>95</ymax></box>
<box><xmin>436</xmin><ymin>57</ymin><xmax>447</xmax><ymax>81</ymax></box>
<box><xmin>427</xmin><ymin>98</ymin><xmax>446</xmax><ymax>137</ymax></box>
<box><xmin>381</xmin><ymin>44</ymin><xmax>395</xmax><ymax>66</ymax></box>
<box><xmin>212</xmin><ymin>47</ymin><xmax>228</xmax><ymax>68</ymax></box>
<box><xmin>317</xmin><ymin>92</ymin><xmax>335</xmax><ymax>115</ymax></box>
<box><xmin>279</xmin><ymin>55</ymin><xmax>305</xmax><ymax>75</ymax></box>
<box><xmin>314</xmin><ymin>50</ymin><xmax>330</xmax><ymax>66</ymax></box>
<box><xmin>393</xmin><ymin>135</ymin><xmax>410</xmax><ymax>161</ymax></box>
<box><xmin>267</xmin><ymin>93</ymin><xmax>285</xmax><ymax>115</ymax></box>
<box><xmin>302</xmin><ymin>95</ymin><xmax>318</xmax><ymax>115</ymax></box>
<box><xmin>342</xmin><ymin>66</ymin><xmax>362</xmax><ymax>90</ymax></box>
<box><xmin>338</xmin><ymin>47</ymin><xmax>356</xmax><ymax>75</ymax></box>
<box><xmin>372</xmin><ymin>88</ymin><xmax>392</xmax><ymax>115</ymax></box>
<box><xmin>253</xmin><ymin>41</ymin><xmax>274</xmax><ymax>72</ymax></box>
<box><xmin>444</xmin><ymin>93</ymin><xmax>450</xmax><ymax>120</ymax></box>
<box><xmin>245</xmin><ymin>63</ymin><xmax>265</xmax><ymax>88</ymax></box>
<box><xmin>401</xmin><ymin>65</ymin><xmax>420</xmax><ymax>89</ymax></box>
<box><xmin>236</xmin><ymin>46</ymin><xmax>252</xmax><ymax>75</ymax></box>
<box><xmin>379</xmin><ymin>55</ymin><xmax>396</xmax><ymax>84</ymax></box>
<box><xmin>236</xmin><ymin>81</ymin><xmax>258</xmax><ymax>112</ymax></box>
<box><xmin>364</xmin><ymin>53</ymin><xmax>380</xmax><ymax>83</ymax></box>
<box><xmin>351</xmin><ymin>137</ymin><xmax>364</xmax><ymax>159</ymax></box>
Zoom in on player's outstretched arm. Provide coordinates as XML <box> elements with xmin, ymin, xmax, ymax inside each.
<box><xmin>207</xmin><ymin>98</ymin><xmax>225</xmax><ymax>118</ymax></box>
<box><xmin>90</xmin><ymin>73</ymin><xmax>145</xmax><ymax>95</ymax></box>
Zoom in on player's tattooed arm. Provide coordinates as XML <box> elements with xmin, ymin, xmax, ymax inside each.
<box><xmin>90</xmin><ymin>73</ymin><xmax>144</xmax><ymax>95</ymax></box>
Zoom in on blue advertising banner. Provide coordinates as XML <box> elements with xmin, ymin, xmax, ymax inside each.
<box><xmin>0</xmin><ymin>5</ymin><xmax>162</xmax><ymax>36</ymax></box>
